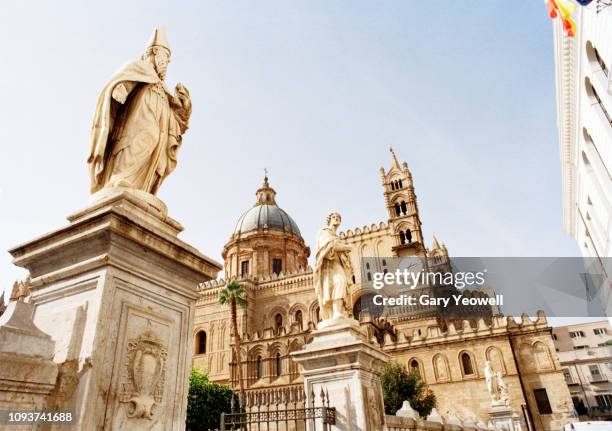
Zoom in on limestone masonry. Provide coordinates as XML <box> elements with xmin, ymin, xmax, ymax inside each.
<box><xmin>194</xmin><ymin>150</ymin><xmax>574</xmax><ymax>431</ymax></box>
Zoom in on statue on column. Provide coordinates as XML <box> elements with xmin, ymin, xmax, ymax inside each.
<box><xmin>314</xmin><ymin>212</ymin><xmax>355</xmax><ymax>326</ymax></box>
<box><xmin>88</xmin><ymin>28</ymin><xmax>192</xmax><ymax>196</ymax></box>
<box><xmin>485</xmin><ymin>360</ymin><xmax>509</xmax><ymax>406</ymax></box>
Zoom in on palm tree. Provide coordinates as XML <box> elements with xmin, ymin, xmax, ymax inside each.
<box><xmin>218</xmin><ymin>279</ymin><xmax>247</xmax><ymax>400</ymax></box>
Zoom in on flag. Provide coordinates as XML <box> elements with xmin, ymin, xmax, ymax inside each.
<box><xmin>545</xmin><ymin>0</ymin><xmax>577</xmax><ymax>37</ymax></box>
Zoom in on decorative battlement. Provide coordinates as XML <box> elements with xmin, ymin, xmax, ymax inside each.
<box><xmin>242</xmin><ymin>321</ymin><xmax>315</xmax><ymax>343</ymax></box>
<box><xmin>197</xmin><ymin>267</ymin><xmax>315</xmax><ymax>304</ymax></box>
<box><xmin>339</xmin><ymin>221</ymin><xmax>389</xmax><ymax>239</ymax></box>
<box><xmin>381</xmin><ymin>311</ymin><xmax>549</xmax><ymax>350</ymax></box>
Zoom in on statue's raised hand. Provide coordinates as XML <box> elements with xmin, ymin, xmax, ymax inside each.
<box><xmin>175</xmin><ymin>83</ymin><xmax>191</xmax><ymax>111</ymax></box>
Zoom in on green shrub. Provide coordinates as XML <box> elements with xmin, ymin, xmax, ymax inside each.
<box><xmin>380</xmin><ymin>361</ymin><xmax>436</xmax><ymax>417</ymax></box>
<box><xmin>186</xmin><ymin>367</ymin><xmax>233</xmax><ymax>431</ymax></box>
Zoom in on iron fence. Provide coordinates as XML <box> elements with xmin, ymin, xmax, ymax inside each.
<box><xmin>220</xmin><ymin>386</ymin><xmax>335</xmax><ymax>431</ymax></box>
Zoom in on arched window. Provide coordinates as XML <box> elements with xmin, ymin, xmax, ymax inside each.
<box><xmin>406</xmin><ymin>229</ymin><xmax>412</xmax><ymax>243</ymax></box>
<box><xmin>195</xmin><ymin>330</ymin><xmax>207</xmax><ymax>354</ymax></box>
<box><xmin>256</xmin><ymin>356</ymin><xmax>263</xmax><ymax>379</ymax></box>
<box><xmin>400</xmin><ymin>201</ymin><xmax>407</xmax><ymax>215</ymax></box>
<box><xmin>398</xmin><ymin>179</ymin><xmax>403</xmax><ymax>188</ymax></box>
<box><xmin>315</xmin><ymin>306</ymin><xmax>320</xmax><ymax>322</ymax></box>
<box><xmin>295</xmin><ymin>310</ymin><xmax>303</xmax><ymax>327</ymax></box>
<box><xmin>399</xmin><ymin>231</ymin><xmax>406</xmax><ymax>244</ymax></box>
<box><xmin>461</xmin><ymin>352</ymin><xmax>474</xmax><ymax>376</ymax></box>
<box><xmin>409</xmin><ymin>359</ymin><xmax>421</xmax><ymax>377</ymax></box>
<box><xmin>585</xmin><ymin>77</ymin><xmax>612</xmax><ymax>126</ymax></box>
<box><xmin>394</xmin><ymin>203</ymin><xmax>401</xmax><ymax>216</ymax></box>
<box><xmin>586</xmin><ymin>40</ymin><xmax>608</xmax><ymax>77</ymax></box>
<box><xmin>391</xmin><ymin>181</ymin><xmax>396</xmax><ymax>191</ymax></box>
<box><xmin>272</xmin><ymin>258</ymin><xmax>282</xmax><ymax>275</ymax></box>
<box><xmin>275</xmin><ymin>352</ymin><xmax>282</xmax><ymax>377</ymax></box>
<box><xmin>275</xmin><ymin>313</ymin><xmax>283</xmax><ymax>331</ymax></box>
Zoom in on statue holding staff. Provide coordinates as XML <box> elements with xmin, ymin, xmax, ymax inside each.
<box><xmin>88</xmin><ymin>28</ymin><xmax>192</xmax><ymax>196</ymax></box>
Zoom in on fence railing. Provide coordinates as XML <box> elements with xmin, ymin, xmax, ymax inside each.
<box><xmin>220</xmin><ymin>386</ymin><xmax>335</xmax><ymax>431</ymax></box>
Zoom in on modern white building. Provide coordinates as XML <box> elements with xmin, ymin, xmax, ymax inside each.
<box><xmin>552</xmin><ymin>320</ymin><xmax>612</xmax><ymax>420</ymax></box>
<box><xmin>553</xmin><ymin>2</ymin><xmax>612</xmax><ymax>315</ymax></box>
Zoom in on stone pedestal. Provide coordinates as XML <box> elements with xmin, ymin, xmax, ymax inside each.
<box><xmin>291</xmin><ymin>321</ymin><xmax>389</xmax><ymax>431</ymax></box>
<box><xmin>0</xmin><ymin>300</ymin><xmax>58</xmax><ymax>420</ymax></box>
<box><xmin>9</xmin><ymin>190</ymin><xmax>222</xmax><ymax>430</ymax></box>
<box><xmin>489</xmin><ymin>404</ymin><xmax>521</xmax><ymax>431</ymax></box>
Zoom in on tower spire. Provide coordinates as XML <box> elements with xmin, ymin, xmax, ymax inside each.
<box><xmin>390</xmin><ymin>147</ymin><xmax>400</xmax><ymax>169</ymax></box>
<box><xmin>381</xmin><ymin>149</ymin><xmax>425</xmax><ymax>257</ymax></box>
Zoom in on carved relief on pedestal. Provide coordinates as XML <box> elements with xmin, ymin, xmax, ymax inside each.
<box><xmin>119</xmin><ymin>331</ymin><xmax>168</xmax><ymax>419</ymax></box>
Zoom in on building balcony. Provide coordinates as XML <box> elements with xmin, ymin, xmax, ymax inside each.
<box><xmin>588</xmin><ymin>405</ymin><xmax>612</xmax><ymax>418</ymax></box>
<box><xmin>589</xmin><ymin>375</ymin><xmax>610</xmax><ymax>383</ymax></box>
<box><xmin>565</xmin><ymin>376</ymin><xmax>580</xmax><ymax>385</ymax></box>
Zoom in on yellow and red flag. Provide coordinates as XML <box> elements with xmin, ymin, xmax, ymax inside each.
<box><xmin>546</xmin><ymin>0</ymin><xmax>577</xmax><ymax>37</ymax></box>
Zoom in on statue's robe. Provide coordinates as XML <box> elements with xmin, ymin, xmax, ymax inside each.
<box><xmin>314</xmin><ymin>227</ymin><xmax>353</xmax><ymax>319</ymax></box>
<box><xmin>88</xmin><ymin>60</ymin><xmax>188</xmax><ymax>194</ymax></box>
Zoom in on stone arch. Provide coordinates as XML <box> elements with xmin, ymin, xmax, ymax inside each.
<box><xmin>433</xmin><ymin>353</ymin><xmax>450</xmax><ymax>382</ymax></box>
<box><xmin>308</xmin><ymin>300</ymin><xmax>320</xmax><ymax>324</ymax></box>
<box><xmin>459</xmin><ymin>350</ymin><xmax>477</xmax><ymax>377</ymax></box>
<box><xmin>288</xmin><ymin>303</ymin><xmax>307</xmax><ymax>328</ymax></box>
<box><xmin>195</xmin><ymin>330</ymin><xmax>207</xmax><ymax>355</ymax></box>
<box><xmin>485</xmin><ymin>346</ymin><xmax>507</xmax><ymax>375</ymax></box>
<box><xmin>268</xmin><ymin>341</ymin><xmax>286</xmax><ymax>356</ymax></box>
<box><xmin>267</xmin><ymin>306</ymin><xmax>287</xmax><ymax>330</ymax></box>
<box><xmin>533</xmin><ymin>341</ymin><xmax>553</xmax><ymax>370</ymax></box>
<box><xmin>375</xmin><ymin>239</ymin><xmax>384</xmax><ymax>259</ymax></box>
<box><xmin>361</xmin><ymin>243</ymin><xmax>372</xmax><ymax>258</ymax></box>
<box><xmin>248</xmin><ymin>345</ymin><xmax>266</xmax><ymax>382</ymax></box>
<box><xmin>408</xmin><ymin>357</ymin><xmax>425</xmax><ymax>381</ymax></box>
<box><xmin>352</xmin><ymin>294</ymin><xmax>364</xmax><ymax>320</ymax></box>
<box><xmin>269</xmin><ymin>342</ymin><xmax>285</xmax><ymax>379</ymax></box>
<box><xmin>219</xmin><ymin>321</ymin><xmax>227</xmax><ymax>350</ymax></box>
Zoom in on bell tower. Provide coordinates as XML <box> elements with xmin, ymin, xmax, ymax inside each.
<box><xmin>380</xmin><ymin>149</ymin><xmax>425</xmax><ymax>256</ymax></box>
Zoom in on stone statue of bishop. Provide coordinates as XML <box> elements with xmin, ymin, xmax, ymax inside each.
<box><xmin>88</xmin><ymin>28</ymin><xmax>192</xmax><ymax>196</ymax></box>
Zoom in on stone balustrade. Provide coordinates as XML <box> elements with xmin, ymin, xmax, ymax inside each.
<box><xmin>384</xmin><ymin>403</ymin><xmax>499</xmax><ymax>431</ymax></box>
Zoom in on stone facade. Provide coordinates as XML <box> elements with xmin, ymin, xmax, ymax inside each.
<box><xmin>553</xmin><ymin>320</ymin><xmax>612</xmax><ymax>420</ymax></box>
<box><xmin>194</xmin><ymin>151</ymin><xmax>573</xmax><ymax>430</ymax></box>
<box><xmin>553</xmin><ymin>2</ymin><xmax>612</xmax><ymax>315</ymax></box>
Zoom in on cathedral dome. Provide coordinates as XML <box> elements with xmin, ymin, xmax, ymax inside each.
<box><xmin>233</xmin><ymin>204</ymin><xmax>301</xmax><ymax>236</ymax></box>
<box><xmin>233</xmin><ymin>176</ymin><xmax>302</xmax><ymax>237</ymax></box>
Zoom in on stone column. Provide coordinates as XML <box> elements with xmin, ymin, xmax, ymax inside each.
<box><xmin>9</xmin><ymin>190</ymin><xmax>221</xmax><ymax>430</ymax></box>
<box><xmin>291</xmin><ymin>321</ymin><xmax>389</xmax><ymax>431</ymax></box>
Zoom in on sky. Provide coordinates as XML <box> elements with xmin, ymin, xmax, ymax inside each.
<box><xmin>0</xmin><ymin>1</ymin><xmax>600</xmax><ymax>325</ymax></box>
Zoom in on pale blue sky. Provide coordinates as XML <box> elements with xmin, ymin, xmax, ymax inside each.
<box><xmin>0</xmin><ymin>2</ymin><xmax>587</xmax><ymax>323</ymax></box>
